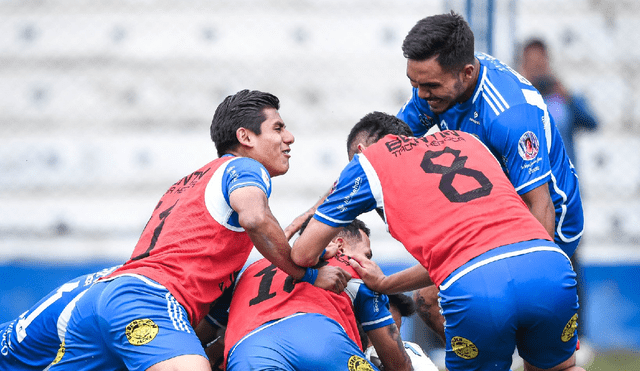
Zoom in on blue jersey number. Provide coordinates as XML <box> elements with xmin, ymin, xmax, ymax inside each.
<box><xmin>15</xmin><ymin>281</ymin><xmax>79</xmax><ymax>343</ymax></box>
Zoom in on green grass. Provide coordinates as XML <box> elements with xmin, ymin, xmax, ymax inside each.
<box><xmin>509</xmin><ymin>349</ymin><xmax>640</xmax><ymax>371</ymax></box>
<box><xmin>586</xmin><ymin>351</ymin><xmax>640</xmax><ymax>370</ymax></box>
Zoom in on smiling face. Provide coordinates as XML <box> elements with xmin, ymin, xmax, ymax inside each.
<box><xmin>407</xmin><ymin>56</ymin><xmax>475</xmax><ymax>114</ymax></box>
<box><xmin>249</xmin><ymin>107</ymin><xmax>295</xmax><ymax>178</ymax></box>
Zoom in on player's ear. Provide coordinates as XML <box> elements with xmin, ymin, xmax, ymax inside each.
<box><xmin>356</xmin><ymin>143</ymin><xmax>367</xmax><ymax>154</ymax></box>
<box><xmin>462</xmin><ymin>63</ymin><xmax>475</xmax><ymax>80</ymax></box>
<box><xmin>236</xmin><ymin>127</ymin><xmax>254</xmax><ymax>148</ymax></box>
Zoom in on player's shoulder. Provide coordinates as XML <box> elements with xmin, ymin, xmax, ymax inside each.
<box><xmin>476</xmin><ymin>53</ymin><xmax>536</xmax><ymax>108</ymax></box>
<box><xmin>224</xmin><ymin>156</ymin><xmax>269</xmax><ymax>175</ymax></box>
<box><xmin>221</xmin><ymin>156</ymin><xmax>272</xmax><ymax>189</ymax></box>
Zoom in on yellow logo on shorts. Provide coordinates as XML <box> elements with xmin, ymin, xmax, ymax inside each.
<box><xmin>125</xmin><ymin>319</ymin><xmax>159</xmax><ymax>346</ymax></box>
<box><xmin>561</xmin><ymin>313</ymin><xmax>578</xmax><ymax>342</ymax></box>
<box><xmin>347</xmin><ymin>355</ymin><xmax>374</xmax><ymax>371</ymax></box>
<box><xmin>451</xmin><ymin>336</ymin><xmax>479</xmax><ymax>359</ymax></box>
<box><xmin>52</xmin><ymin>340</ymin><xmax>65</xmax><ymax>364</ymax></box>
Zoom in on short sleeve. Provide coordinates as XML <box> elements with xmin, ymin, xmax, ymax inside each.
<box><xmin>348</xmin><ymin>279</ymin><xmax>395</xmax><ymax>332</ymax></box>
<box><xmin>314</xmin><ymin>156</ymin><xmax>378</xmax><ymax>227</ymax></box>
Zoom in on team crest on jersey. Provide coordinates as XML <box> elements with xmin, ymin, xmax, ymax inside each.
<box><xmin>451</xmin><ymin>336</ymin><xmax>479</xmax><ymax>359</ymax></box>
<box><xmin>52</xmin><ymin>340</ymin><xmax>65</xmax><ymax>364</ymax></box>
<box><xmin>419</xmin><ymin>113</ymin><xmax>436</xmax><ymax>130</ymax></box>
<box><xmin>125</xmin><ymin>319</ymin><xmax>159</xmax><ymax>346</ymax></box>
<box><xmin>517</xmin><ymin>131</ymin><xmax>539</xmax><ymax>160</ymax></box>
<box><xmin>347</xmin><ymin>355</ymin><xmax>374</xmax><ymax>371</ymax></box>
<box><xmin>561</xmin><ymin>313</ymin><xmax>578</xmax><ymax>342</ymax></box>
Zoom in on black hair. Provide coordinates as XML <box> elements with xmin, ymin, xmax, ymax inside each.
<box><xmin>388</xmin><ymin>293</ymin><xmax>416</xmax><ymax>317</ymax></box>
<box><xmin>346</xmin><ymin>111</ymin><xmax>413</xmax><ymax>158</ymax></box>
<box><xmin>210</xmin><ymin>89</ymin><xmax>280</xmax><ymax>157</ymax></box>
<box><xmin>523</xmin><ymin>37</ymin><xmax>548</xmax><ymax>53</ymax></box>
<box><xmin>402</xmin><ymin>11</ymin><xmax>475</xmax><ymax>73</ymax></box>
<box><xmin>299</xmin><ymin>215</ymin><xmax>370</xmax><ymax>240</ymax></box>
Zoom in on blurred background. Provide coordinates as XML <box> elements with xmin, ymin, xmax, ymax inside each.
<box><xmin>1</xmin><ymin>0</ymin><xmax>639</xmax><ymax>369</ymax></box>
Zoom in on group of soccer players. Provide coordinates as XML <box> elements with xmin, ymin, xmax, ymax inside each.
<box><xmin>1</xmin><ymin>11</ymin><xmax>587</xmax><ymax>371</ymax></box>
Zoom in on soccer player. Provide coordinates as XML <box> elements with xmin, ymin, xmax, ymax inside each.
<box><xmin>291</xmin><ymin>112</ymin><xmax>584</xmax><ymax>371</ymax></box>
<box><xmin>48</xmin><ymin>89</ymin><xmax>350</xmax><ymax>371</ymax></box>
<box><xmin>397</xmin><ymin>11</ymin><xmax>582</xmax><ymax>257</ymax></box>
<box><xmin>0</xmin><ymin>266</ymin><xmax>119</xmax><ymax>370</ymax></box>
<box><xmin>224</xmin><ymin>218</ymin><xmax>413</xmax><ymax>371</ymax></box>
<box><xmin>396</xmin><ymin>11</ymin><xmax>585</xmax><ymax>342</ymax></box>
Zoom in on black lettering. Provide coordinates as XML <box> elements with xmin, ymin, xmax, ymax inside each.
<box><xmin>420</xmin><ymin>147</ymin><xmax>492</xmax><ymax>203</ymax></box>
<box><xmin>131</xmin><ymin>199</ymin><xmax>179</xmax><ymax>260</ymax></box>
<box><xmin>249</xmin><ymin>264</ymin><xmax>278</xmax><ymax>306</ymax></box>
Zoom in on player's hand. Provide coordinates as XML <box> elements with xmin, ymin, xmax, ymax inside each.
<box><xmin>283</xmin><ymin>211</ymin><xmax>313</xmax><ymax>240</ymax></box>
<box><xmin>314</xmin><ymin>265</ymin><xmax>351</xmax><ymax>294</ymax></box>
<box><xmin>348</xmin><ymin>254</ymin><xmax>387</xmax><ymax>293</ymax></box>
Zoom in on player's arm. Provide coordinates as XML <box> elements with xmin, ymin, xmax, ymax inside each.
<box><xmin>367</xmin><ymin>324</ymin><xmax>412</xmax><ymax>371</ymax></box>
<box><xmin>291</xmin><ymin>217</ymin><xmax>342</xmax><ymax>267</ymax></box>
<box><xmin>519</xmin><ymin>183</ymin><xmax>555</xmax><ymax>239</ymax></box>
<box><xmin>349</xmin><ymin>258</ymin><xmax>433</xmax><ymax>294</ymax></box>
<box><xmin>293</xmin><ymin>157</ymin><xmax>378</xmax><ymax>267</ymax></box>
<box><xmin>231</xmin><ymin>185</ymin><xmax>306</xmax><ymax>278</ymax></box>
<box><xmin>230</xmin><ymin>186</ymin><xmax>350</xmax><ymax>292</ymax></box>
<box><xmin>489</xmin><ymin>105</ymin><xmax>556</xmax><ymax>240</ymax></box>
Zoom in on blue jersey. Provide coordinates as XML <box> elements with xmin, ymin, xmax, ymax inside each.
<box><xmin>345</xmin><ymin>278</ymin><xmax>394</xmax><ymax>333</ymax></box>
<box><xmin>398</xmin><ymin>53</ymin><xmax>583</xmax><ymax>255</ymax></box>
<box><xmin>0</xmin><ymin>266</ymin><xmax>119</xmax><ymax>371</ymax></box>
<box><xmin>314</xmin><ymin>156</ymin><xmax>378</xmax><ymax>227</ymax></box>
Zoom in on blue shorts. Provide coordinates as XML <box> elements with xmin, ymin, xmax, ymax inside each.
<box><xmin>49</xmin><ymin>275</ymin><xmax>206</xmax><ymax>371</ymax></box>
<box><xmin>439</xmin><ymin>240</ymin><xmax>579</xmax><ymax>371</ymax></box>
<box><xmin>227</xmin><ymin>312</ymin><xmax>379</xmax><ymax>371</ymax></box>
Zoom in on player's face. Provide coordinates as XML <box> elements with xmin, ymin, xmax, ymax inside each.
<box><xmin>251</xmin><ymin>108</ymin><xmax>295</xmax><ymax>177</ymax></box>
<box><xmin>342</xmin><ymin>230</ymin><xmax>372</xmax><ymax>259</ymax></box>
<box><xmin>407</xmin><ymin>57</ymin><xmax>467</xmax><ymax>114</ymax></box>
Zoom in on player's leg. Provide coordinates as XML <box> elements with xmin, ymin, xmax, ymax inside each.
<box><xmin>413</xmin><ymin>285</ymin><xmax>445</xmax><ymax>342</ymax></box>
<box><xmin>523</xmin><ymin>354</ymin><xmax>583</xmax><ymax>371</ymax></box>
<box><xmin>48</xmin><ymin>281</ymin><xmax>124</xmax><ymax>370</ymax></box>
<box><xmin>514</xmin><ymin>249</ymin><xmax>583</xmax><ymax>371</ymax></box>
<box><xmin>53</xmin><ymin>276</ymin><xmax>209</xmax><ymax>371</ymax></box>
<box><xmin>98</xmin><ymin>276</ymin><xmax>209</xmax><ymax>371</ymax></box>
<box><xmin>146</xmin><ymin>355</ymin><xmax>211</xmax><ymax>371</ymax></box>
<box><xmin>439</xmin><ymin>255</ymin><xmax>518</xmax><ymax>371</ymax></box>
